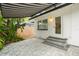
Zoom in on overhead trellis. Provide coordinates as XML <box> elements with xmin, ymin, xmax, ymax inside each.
<box><xmin>0</xmin><ymin>3</ymin><xmax>60</xmax><ymax>18</ymax></box>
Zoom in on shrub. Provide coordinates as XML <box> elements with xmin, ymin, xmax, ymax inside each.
<box><xmin>0</xmin><ymin>38</ymin><xmax>4</xmax><ymax>50</ymax></box>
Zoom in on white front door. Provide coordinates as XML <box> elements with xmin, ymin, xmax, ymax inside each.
<box><xmin>53</xmin><ymin>16</ymin><xmax>63</xmax><ymax>38</ymax></box>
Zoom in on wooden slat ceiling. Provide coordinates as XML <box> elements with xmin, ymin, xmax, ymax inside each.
<box><xmin>1</xmin><ymin>3</ymin><xmax>61</xmax><ymax>18</ymax></box>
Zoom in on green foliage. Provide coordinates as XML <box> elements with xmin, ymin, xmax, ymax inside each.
<box><xmin>0</xmin><ymin>42</ymin><xmax>4</xmax><ymax>50</ymax></box>
<box><xmin>0</xmin><ymin>37</ymin><xmax>4</xmax><ymax>50</ymax></box>
<box><xmin>0</xmin><ymin>16</ymin><xmax>30</xmax><ymax>50</ymax></box>
<box><xmin>0</xmin><ymin>16</ymin><xmax>25</xmax><ymax>46</ymax></box>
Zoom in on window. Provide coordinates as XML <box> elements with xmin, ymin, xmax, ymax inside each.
<box><xmin>55</xmin><ymin>16</ymin><xmax>61</xmax><ymax>34</ymax></box>
<box><xmin>37</xmin><ymin>19</ymin><xmax>48</xmax><ymax>30</ymax></box>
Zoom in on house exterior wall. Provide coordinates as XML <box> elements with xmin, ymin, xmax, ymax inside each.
<box><xmin>69</xmin><ymin>4</ymin><xmax>79</xmax><ymax>46</ymax></box>
<box><xmin>32</xmin><ymin>4</ymin><xmax>79</xmax><ymax>46</ymax></box>
<box><xmin>33</xmin><ymin>4</ymin><xmax>72</xmax><ymax>39</ymax></box>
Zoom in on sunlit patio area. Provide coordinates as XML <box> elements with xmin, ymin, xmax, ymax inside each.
<box><xmin>0</xmin><ymin>38</ymin><xmax>79</xmax><ymax>56</ymax></box>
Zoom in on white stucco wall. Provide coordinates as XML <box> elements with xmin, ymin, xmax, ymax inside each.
<box><xmin>34</xmin><ymin>4</ymin><xmax>72</xmax><ymax>39</ymax></box>
<box><xmin>68</xmin><ymin>4</ymin><xmax>79</xmax><ymax>46</ymax></box>
<box><xmin>32</xmin><ymin>4</ymin><xmax>79</xmax><ymax>46</ymax></box>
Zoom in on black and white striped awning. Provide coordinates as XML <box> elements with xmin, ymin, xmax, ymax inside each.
<box><xmin>0</xmin><ymin>3</ymin><xmax>71</xmax><ymax>18</ymax></box>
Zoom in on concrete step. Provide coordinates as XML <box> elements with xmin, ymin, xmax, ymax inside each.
<box><xmin>43</xmin><ymin>41</ymin><xmax>69</xmax><ymax>50</ymax></box>
<box><xmin>47</xmin><ymin>36</ymin><xmax>67</xmax><ymax>43</ymax></box>
<box><xmin>45</xmin><ymin>40</ymin><xmax>67</xmax><ymax>46</ymax></box>
<box><xmin>48</xmin><ymin>36</ymin><xmax>67</xmax><ymax>40</ymax></box>
<box><xmin>46</xmin><ymin>38</ymin><xmax>66</xmax><ymax>43</ymax></box>
<box><xmin>43</xmin><ymin>36</ymin><xmax>69</xmax><ymax>50</ymax></box>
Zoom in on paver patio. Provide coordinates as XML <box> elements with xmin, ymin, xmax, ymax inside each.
<box><xmin>0</xmin><ymin>38</ymin><xmax>79</xmax><ymax>56</ymax></box>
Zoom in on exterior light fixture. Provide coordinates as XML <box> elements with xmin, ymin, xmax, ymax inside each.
<box><xmin>48</xmin><ymin>16</ymin><xmax>54</xmax><ymax>23</ymax></box>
